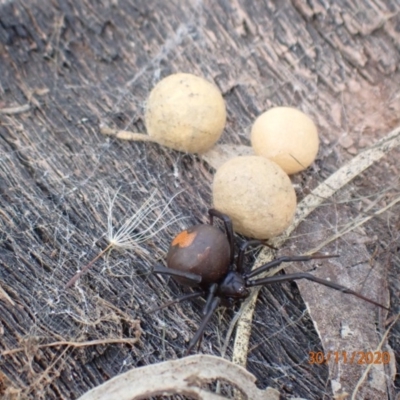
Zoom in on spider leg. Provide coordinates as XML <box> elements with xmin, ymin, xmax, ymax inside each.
<box><xmin>208</xmin><ymin>209</ymin><xmax>234</xmax><ymax>266</ymax></box>
<box><xmin>244</xmin><ymin>253</ymin><xmax>339</xmax><ymax>279</ymax></box>
<box><xmin>149</xmin><ymin>291</ymin><xmax>204</xmax><ymax>313</ymax></box>
<box><xmin>246</xmin><ymin>272</ymin><xmax>388</xmax><ymax>310</ymax></box>
<box><xmin>152</xmin><ymin>263</ymin><xmax>202</xmax><ymax>285</ymax></box>
<box><xmin>186</xmin><ymin>296</ymin><xmax>221</xmax><ymax>355</ymax></box>
<box><xmin>236</xmin><ymin>240</ymin><xmax>277</xmax><ymax>274</ymax></box>
<box><xmin>202</xmin><ymin>283</ymin><xmax>218</xmax><ymax>316</ymax></box>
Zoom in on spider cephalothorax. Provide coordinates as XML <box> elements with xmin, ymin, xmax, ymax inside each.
<box><xmin>152</xmin><ymin>209</ymin><xmax>387</xmax><ymax>354</ymax></box>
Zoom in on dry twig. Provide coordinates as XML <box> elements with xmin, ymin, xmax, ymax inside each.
<box><xmin>0</xmin><ymin>104</ymin><xmax>31</xmax><ymax>115</ymax></box>
<box><xmin>1</xmin><ymin>337</ymin><xmax>141</xmax><ymax>357</ymax></box>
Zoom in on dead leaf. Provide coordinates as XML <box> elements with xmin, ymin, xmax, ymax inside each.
<box><xmin>77</xmin><ymin>354</ymin><xmax>280</xmax><ymax>400</ymax></box>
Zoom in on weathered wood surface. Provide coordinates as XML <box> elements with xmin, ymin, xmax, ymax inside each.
<box><xmin>0</xmin><ymin>1</ymin><xmax>399</xmax><ymax>399</ymax></box>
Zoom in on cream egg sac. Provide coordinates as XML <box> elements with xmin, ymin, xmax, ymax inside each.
<box><xmin>251</xmin><ymin>107</ymin><xmax>319</xmax><ymax>174</ymax></box>
<box><xmin>212</xmin><ymin>155</ymin><xmax>296</xmax><ymax>239</ymax></box>
<box><xmin>145</xmin><ymin>73</ymin><xmax>226</xmax><ymax>153</ymax></box>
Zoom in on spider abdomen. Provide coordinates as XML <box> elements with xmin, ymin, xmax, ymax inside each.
<box><xmin>167</xmin><ymin>224</ymin><xmax>230</xmax><ymax>286</ymax></box>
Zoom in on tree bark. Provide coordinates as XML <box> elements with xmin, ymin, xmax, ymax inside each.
<box><xmin>0</xmin><ymin>1</ymin><xmax>399</xmax><ymax>399</ymax></box>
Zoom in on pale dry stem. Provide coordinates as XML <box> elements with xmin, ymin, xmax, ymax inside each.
<box><xmin>100</xmin><ymin>126</ymin><xmax>157</xmax><ymax>143</ymax></box>
<box><xmin>351</xmin><ymin>314</ymin><xmax>400</xmax><ymax>400</ymax></box>
<box><xmin>306</xmin><ymin>194</ymin><xmax>400</xmax><ymax>255</ymax></box>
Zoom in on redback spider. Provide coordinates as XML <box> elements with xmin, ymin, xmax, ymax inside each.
<box><xmin>151</xmin><ymin>209</ymin><xmax>388</xmax><ymax>354</ymax></box>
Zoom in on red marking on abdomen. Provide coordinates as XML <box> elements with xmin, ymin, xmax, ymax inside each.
<box><xmin>172</xmin><ymin>230</ymin><xmax>197</xmax><ymax>247</ymax></box>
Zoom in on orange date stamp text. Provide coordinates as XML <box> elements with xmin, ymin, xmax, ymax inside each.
<box><xmin>309</xmin><ymin>351</ymin><xmax>390</xmax><ymax>365</ymax></box>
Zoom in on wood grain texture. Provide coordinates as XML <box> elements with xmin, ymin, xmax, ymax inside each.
<box><xmin>0</xmin><ymin>0</ymin><xmax>399</xmax><ymax>399</ymax></box>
